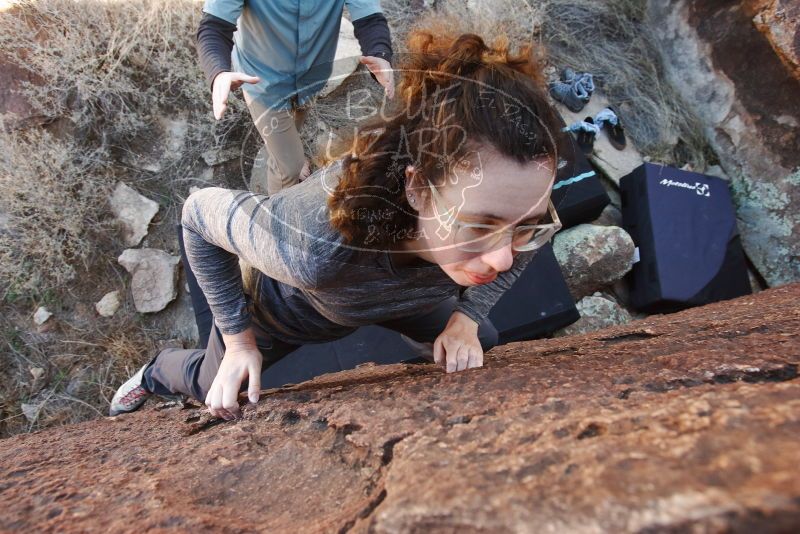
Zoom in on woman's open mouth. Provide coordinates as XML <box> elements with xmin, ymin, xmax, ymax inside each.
<box><xmin>465</xmin><ymin>271</ymin><xmax>497</xmax><ymax>284</ymax></box>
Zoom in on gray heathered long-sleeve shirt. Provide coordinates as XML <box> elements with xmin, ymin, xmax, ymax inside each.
<box><xmin>181</xmin><ymin>160</ymin><xmax>537</xmax><ymax>345</ymax></box>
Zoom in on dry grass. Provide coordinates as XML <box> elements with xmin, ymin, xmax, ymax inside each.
<box><xmin>0</xmin><ymin>0</ymin><xmax>209</xmax><ymax>139</ymax></box>
<box><xmin>0</xmin><ymin>0</ymin><xmax>236</xmax><ymax>436</ymax></box>
<box><xmin>0</xmin><ymin>0</ymin><xmax>239</xmax><ymax>294</ymax></box>
<box><xmin>539</xmin><ymin>0</ymin><xmax>710</xmax><ymax>166</ymax></box>
<box><xmin>0</xmin><ymin>302</ymin><xmax>165</xmax><ymax>436</ymax></box>
<box><xmin>0</xmin><ymin>127</ymin><xmax>111</xmax><ymax>294</ymax></box>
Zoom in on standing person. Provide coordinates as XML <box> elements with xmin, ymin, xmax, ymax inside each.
<box><xmin>197</xmin><ymin>0</ymin><xmax>395</xmax><ymax>195</ymax></box>
<box><xmin>110</xmin><ymin>30</ymin><xmax>565</xmax><ymax>419</ymax></box>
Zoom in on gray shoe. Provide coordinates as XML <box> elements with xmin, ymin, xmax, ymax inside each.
<box><xmin>550</xmin><ymin>68</ymin><xmax>595</xmax><ymax>112</ymax></box>
<box><xmin>109</xmin><ymin>365</ymin><xmax>152</xmax><ymax>416</ymax></box>
<box><xmin>549</xmin><ymin>81</ymin><xmax>587</xmax><ymax>112</ymax></box>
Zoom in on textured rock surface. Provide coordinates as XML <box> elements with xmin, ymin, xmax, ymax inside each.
<box><xmin>554</xmin><ymin>294</ymin><xmax>632</xmax><ymax>337</ymax></box>
<box><xmin>591</xmin><ymin>203</ymin><xmax>623</xmax><ymax>227</ymax></box>
<box><xmin>553</xmin><ymin>224</ymin><xmax>636</xmax><ymax>300</ymax></box>
<box><xmin>0</xmin><ymin>48</ymin><xmax>45</xmax><ymax>128</ymax></box>
<box><xmin>649</xmin><ymin>0</ymin><xmax>800</xmax><ymax>287</ymax></box>
<box><xmin>750</xmin><ymin>0</ymin><xmax>800</xmax><ymax>81</ymax></box>
<box><xmin>94</xmin><ymin>290</ymin><xmax>121</xmax><ymax>318</ymax></box>
<box><xmin>117</xmin><ymin>248</ymin><xmax>180</xmax><ymax>313</ymax></box>
<box><xmin>1</xmin><ymin>284</ymin><xmax>798</xmax><ymax>533</ymax></box>
<box><xmin>109</xmin><ymin>183</ymin><xmax>160</xmax><ymax>247</ymax></box>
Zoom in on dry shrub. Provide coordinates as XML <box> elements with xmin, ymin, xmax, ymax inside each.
<box><xmin>0</xmin><ymin>0</ymin><xmax>209</xmax><ymax>141</ymax></box>
<box><xmin>0</xmin><ymin>127</ymin><xmax>111</xmax><ymax>293</ymax></box>
<box><xmin>0</xmin><ymin>306</ymin><xmax>163</xmax><ymax>436</ymax></box>
<box><xmin>0</xmin><ymin>0</ymin><xmax>221</xmax><ymax>436</ymax></box>
<box><xmin>0</xmin><ymin>0</ymin><xmax>240</xmax><ymax>294</ymax></box>
<box><xmin>540</xmin><ymin>0</ymin><xmax>710</xmax><ymax>166</ymax></box>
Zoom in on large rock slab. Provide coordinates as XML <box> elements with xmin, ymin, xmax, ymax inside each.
<box><xmin>0</xmin><ymin>284</ymin><xmax>798</xmax><ymax>532</ymax></box>
<box><xmin>648</xmin><ymin>0</ymin><xmax>800</xmax><ymax>287</ymax></box>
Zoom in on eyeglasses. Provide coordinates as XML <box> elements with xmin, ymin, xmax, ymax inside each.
<box><xmin>427</xmin><ymin>180</ymin><xmax>562</xmax><ymax>253</ymax></box>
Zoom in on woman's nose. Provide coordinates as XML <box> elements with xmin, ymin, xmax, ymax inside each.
<box><xmin>480</xmin><ymin>242</ymin><xmax>514</xmax><ymax>273</ymax></box>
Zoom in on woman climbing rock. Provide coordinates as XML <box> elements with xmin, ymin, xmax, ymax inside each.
<box><xmin>110</xmin><ymin>28</ymin><xmax>565</xmax><ymax>420</ymax></box>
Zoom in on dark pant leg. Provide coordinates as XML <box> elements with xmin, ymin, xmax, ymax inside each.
<box><xmin>376</xmin><ymin>296</ymin><xmax>499</xmax><ymax>352</ymax></box>
<box><xmin>177</xmin><ymin>223</ymin><xmax>213</xmax><ymax>349</ymax></box>
<box><xmin>144</xmin><ymin>320</ymin><xmax>299</xmax><ymax>402</ymax></box>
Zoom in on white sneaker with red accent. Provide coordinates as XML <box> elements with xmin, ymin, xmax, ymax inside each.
<box><xmin>109</xmin><ymin>365</ymin><xmax>152</xmax><ymax>416</ymax></box>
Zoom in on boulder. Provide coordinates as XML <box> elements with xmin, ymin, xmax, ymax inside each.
<box><xmin>648</xmin><ymin>0</ymin><xmax>800</xmax><ymax>287</ymax></box>
<box><xmin>117</xmin><ymin>248</ymin><xmax>180</xmax><ymax>313</ymax></box>
<box><xmin>553</xmin><ymin>224</ymin><xmax>636</xmax><ymax>300</ymax></box>
<box><xmin>750</xmin><ymin>0</ymin><xmax>800</xmax><ymax>81</ymax></box>
<box><xmin>109</xmin><ymin>183</ymin><xmax>160</xmax><ymax>247</ymax></box>
<box><xmin>554</xmin><ymin>294</ymin><xmax>633</xmax><ymax>336</ymax></box>
<box><xmin>0</xmin><ymin>284</ymin><xmax>799</xmax><ymax>531</ymax></box>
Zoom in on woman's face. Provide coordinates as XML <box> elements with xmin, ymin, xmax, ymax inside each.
<box><xmin>405</xmin><ymin>150</ymin><xmax>555</xmax><ymax>287</ymax></box>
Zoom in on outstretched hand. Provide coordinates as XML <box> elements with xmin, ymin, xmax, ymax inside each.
<box><xmin>211</xmin><ymin>71</ymin><xmax>261</xmax><ymax>120</ymax></box>
<box><xmin>360</xmin><ymin>55</ymin><xmax>395</xmax><ymax>100</ymax></box>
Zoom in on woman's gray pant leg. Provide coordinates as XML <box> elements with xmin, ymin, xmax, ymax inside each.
<box><xmin>144</xmin><ymin>322</ymin><xmax>299</xmax><ymax>402</ymax></box>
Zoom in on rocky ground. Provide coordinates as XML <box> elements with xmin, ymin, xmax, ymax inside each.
<box><xmin>1</xmin><ymin>283</ymin><xmax>797</xmax><ymax>533</ymax></box>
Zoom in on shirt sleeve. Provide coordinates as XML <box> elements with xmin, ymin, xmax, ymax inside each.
<box><xmin>352</xmin><ymin>12</ymin><xmax>393</xmax><ymax>63</ymax></box>
<box><xmin>196</xmin><ymin>12</ymin><xmax>237</xmax><ymax>90</ymax></box>
<box><xmin>453</xmin><ymin>249</ymin><xmax>539</xmax><ymax>325</ymax></box>
<box><xmin>181</xmin><ymin>187</ymin><xmax>322</xmax><ymax>335</ymax></box>
<box><xmin>203</xmin><ymin>0</ymin><xmax>244</xmax><ymax>25</ymax></box>
<box><xmin>344</xmin><ymin>0</ymin><xmax>383</xmax><ymax>21</ymax></box>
